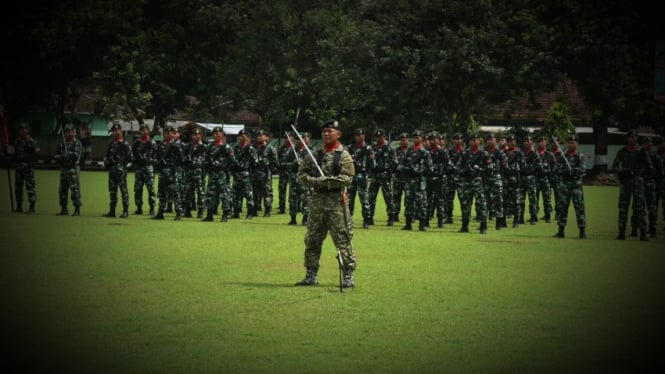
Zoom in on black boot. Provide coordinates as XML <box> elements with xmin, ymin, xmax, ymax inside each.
<box><xmin>174</xmin><ymin>211</ymin><xmax>182</xmax><ymax>221</ymax></box>
<box><xmin>529</xmin><ymin>215</ymin><xmax>537</xmax><ymax>225</ymax></box>
<box><xmin>501</xmin><ymin>217</ymin><xmax>508</xmax><ymax>228</ymax></box>
<box><xmin>401</xmin><ymin>218</ymin><xmax>412</xmax><ymax>231</ymax></box>
<box><xmin>201</xmin><ymin>210</ymin><xmax>214</xmax><ymax>222</ymax></box>
<box><xmin>72</xmin><ymin>206</ymin><xmax>80</xmax><ymax>216</ymax></box>
<box><xmin>579</xmin><ymin>227</ymin><xmax>586</xmax><ymax>239</ymax></box>
<box><xmin>232</xmin><ymin>211</ymin><xmax>240</xmax><ymax>219</ymax></box>
<box><xmin>616</xmin><ymin>228</ymin><xmax>626</xmax><ymax>240</ymax></box>
<box><xmin>277</xmin><ymin>207</ymin><xmax>286</xmax><ymax>214</ymax></box>
<box><xmin>301</xmin><ymin>214</ymin><xmax>308</xmax><ymax>225</ymax></box>
<box><xmin>363</xmin><ymin>218</ymin><xmax>370</xmax><ymax>229</ymax></box>
<box><xmin>630</xmin><ymin>226</ymin><xmax>638</xmax><ymax>237</ymax></box>
<box><xmin>264</xmin><ymin>207</ymin><xmax>271</xmax><ymax>217</ymax></box>
<box><xmin>152</xmin><ymin>209</ymin><xmax>165</xmax><ymax>220</ymax></box>
<box><xmin>288</xmin><ymin>215</ymin><xmax>297</xmax><ymax>225</ymax></box>
<box><xmin>57</xmin><ymin>207</ymin><xmax>69</xmax><ymax>216</ymax></box>
<box><xmin>134</xmin><ymin>206</ymin><xmax>143</xmax><ymax>215</ymax></box>
<box><xmin>26</xmin><ymin>202</ymin><xmax>35</xmax><ymax>214</ymax></box>
<box><xmin>387</xmin><ymin>216</ymin><xmax>394</xmax><ymax>227</ymax></box>
<box><xmin>445</xmin><ymin>216</ymin><xmax>453</xmax><ymax>224</ymax></box>
<box><xmin>495</xmin><ymin>218</ymin><xmax>502</xmax><ymax>230</ymax></box>
<box><xmin>512</xmin><ymin>217</ymin><xmax>520</xmax><ymax>228</ymax></box>
<box><xmin>165</xmin><ymin>203</ymin><xmax>173</xmax><ymax>213</ymax></box>
<box><xmin>149</xmin><ymin>206</ymin><xmax>155</xmax><ymax>216</ymax></box>
<box><xmin>459</xmin><ymin>219</ymin><xmax>469</xmax><ymax>233</ymax></box>
<box><xmin>197</xmin><ymin>208</ymin><xmax>204</xmax><ymax>219</ymax></box>
<box><xmin>419</xmin><ymin>220</ymin><xmax>427</xmax><ymax>232</ymax></box>
<box><xmin>183</xmin><ymin>210</ymin><xmax>193</xmax><ymax>218</ymax></box>
<box><xmin>544</xmin><ymin>214</ymin><xmax>551</xmax><ymax>223</ymax></box>
<box><xmin>245</xmin><ymin>207</ymin><xmax>254</xmax><ymax>220</ymax></box>
<box><xmin>120</xmin><ymin>205</ymin><xmax>129</xmax><ymax>218</ymax></box>
<box><xmin>479</xmin><ymin>222</ymin><xmax>487</xmax><ymax>234</ymax></box>
<box><xmin>295</xmin><ymin>267</ymin><xmax>319</xmax><ymax>286</ymax></box>
<box><xmin>649</xmin><ymin>226</ymin><xmax>656</xmax><ymax>238</ymax></box>
<box><xmin>640</xmin><ymin>229</ymin><xmax>649</xmax><ymax>242</ymax></box>
<box><xmin>554</xmin><ymin>225</ymin><xmax>565</xmax><ymax>238</ymax></box>
<box><xmin>15</xmin><ymin>203</ymin><xmax>23</xmax><ymax>213</ymax></box>
<box><xmin>221</xmin><ymin>211</ymin><xmax>229</xmax><ymax>222</ymax></box>
<box><xmin>104</xmin><ymin>204</ymin><xmax>116</xmax><ymax>218</ymax></box>
<box><xmin>437</xmin><ymin>218</ymin><xmax>444</xmax><ymax>228</ymax></box>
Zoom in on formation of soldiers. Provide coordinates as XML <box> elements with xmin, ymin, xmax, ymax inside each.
<box><xmin>6</xmin><ymin>123</ymin><xmax>665</xmax><ymax>241</ymax></box>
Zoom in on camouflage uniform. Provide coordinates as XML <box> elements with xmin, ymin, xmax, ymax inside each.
<box><xmin>233</xmin><ymin>130</ymin><xmax>258</xmax><ymax>218</ymax></box>
<box><xmin>637</xmin><ymin>137</ymin><xmax>658</xmax><ymax>238</ymax></box>
<box><xmin>202</xmin><ymin>127</ymin><xmax>237</xmax><ymax>222</ymax></box>
<box><xmin>276</xmin><ymin>138</ymin><xmax>294</xmax><ymax>214</ymax></box>
<box><xmin>295</xmin><ymin>119</ymin><xmax>356</xmax><ymax>288</ymax></box>
<box><xmin>183</xmin><ymin>130</ymin><xmax>208</xmax><ymax>218</ymax></box>
<box><xmin>153</xmin><ymin>127</ymin><xmax>186</xmax><ymax>220</ymax></box>
<box><xmin>456</xmin><ymin>133</ymin><xmax>489</xmax><ymax>234</ymax></box>
<box><xmin>12</xmin><ymin>123</ymin><xmax>40</xmax><ymax>213</ymax></box>
<box><xmin>398</xmin><ymin>130</ymin><xmax>433</xmax><ymax>231</ymax></box>
<box><xmin>611</xmin><ymin>130</ymin><xmax>652</xmax><ymax>240</ymax></box>
<box><xmin>549</xmin><ymin>142</ymin><xmax>563</xmax><ymax>224</ymax></box>
<box><xmin>251</xmin><ymin>130</ymin><xmax>279</xmax><ymax>216</ymax></box>
<box><xmin>287</xmin><ymin>137</ymin><xmax>311</xmax><ymax>224</ymax></box>
<box><xmin>484</xmin><ymin>134</ymin><xmax>507</xmax><ymax>229</ymax></box>
<box><xmin>446</xmin><ymin>134</ymin><xmax>465</xmax><ymax>224</ymax></box>
<box><xmin>54</xmin><ymin>125</ymin><xmax>83</xmax><ymax>215</ymax></box>
<box><xmin>552</xmin><ymin>135</ymin><xmax>587</xmax><ymax>239</ymax></box>
<box><xmin>103</xmin><ymin>124</ymin><xmax>133</xmax><ymax>218</ymax></box>
<box><xmin>427</xmin><ymin>133</ymin><xmax>451</xmax><ymax>228</ymax></box>
<box><xmin>368</xmin><ymin>128</ymin><xmax>398</xmax><ymax>226</ymax></box>
<box><xmin>347</xmin><ymin>128</ymin><xmax>375</xmax><ymax>228</ymax></box>
<box><xmin>132</xmin><ymin>126</ymin><xmax>157</xmax><ymax>215</ymax></box>
<box><xmin>502</xmin><ymin>136</ymin><xmax>525</xmax><ymax>228</ymax></box>
<box><xmin>392</xmin><ymin>133</ymin><xmax>410</xmax><ymax>223</ymax></box>
<box><xmin>520</xmin><ymin>136</ymin><xmax>541</xmax><ymax>225</ymax></box>
<box><xmin>535</xmin><ymin>137</ymin><xmax>555</xmax><ymax>223</ymax></box>
<box><xmin>654</xmin><ymin>138</ymin><xmax>665</xmax><ymax>224</ymax></box>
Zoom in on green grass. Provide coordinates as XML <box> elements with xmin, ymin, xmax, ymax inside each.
<box><xmin>1</xmin><ymin>170</ymin><xmax>664</xmax><ymax>373</ymax></box>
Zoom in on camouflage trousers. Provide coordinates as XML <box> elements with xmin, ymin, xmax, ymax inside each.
<box><xmin>206</xmin><ymin>170</ymin><xmax>232</xmax><ymax>214</ymax></box>
<box><xmin>348</xmin><ymin>174</ymin><xmax>370</xmax><ymax>220</ymax></box>
<box><xmin>618</xmin><ymin>176</ymin><xmax>646</xmax><ymax>230</ymax></box>
<box><xmin>59</xmin><ymin>168</ymin><xmax>81</xmax><ymax>208</ymax></box>
<box><xmin>460</xmin><ymin>176</ymin><xmax>487</xmax><ymax>223</ymax></box>
<box><xmin>426</xmin><ymin>177</ymin><xmax>446</xmax><ymax>220</ymax></box>
<box><xmin>484</xmin><ymin>174</ymin><xmax>503</xmax><ymax>219</ymax></box>
<box><xmin>535</xmin><ymin>175</ymin><xmax>552</xmax><ymax>218</ymax></box>
<box><xmin>251</xmin><ymin>172</ymin><xmax>273</xmax><ymax>212</ymax></box>
<box><xmin>302</xmin><ymin>191</ymin><xmax>356</xmax><ymax>272</ymax></box>
<box><xmin>657</xmin><ymin>177</ymin><xmax>665</xmax><ymax>221</ymax></box>
<box><xmin>550</xmin><ymin>177</ymin><xmax>561</xmax><ymax>221</ymax></box>
<box><xmin>288</xmin><ymin>177</ymin><xmax>309</xmax><ymax>216</ymax></box>
<box><xmin>15</xmin><ymin>163</ymin><xmax>36</xmax><ymax>205</ymax></box>
<box><xmin>634</xmin><ymin>177</ymin><xmax>657</xmax><ymax>231</ymax></box>
<box><xmin>445</xmin><ymin>176</ymin><xmax>463</xmax><ymax>220</ymax></box>
<box><xmin>502</xmin><ymin>175</ymin><xmax>522</xmax><ymax>219</ymax></box>
<box><xmin>157</xmin><ymin>167</ymin><xmax>184</xmax><ymax>214</ymax></box>
<box><xmin>108</xmin><ymin>168</ymin><xmax>129</xmax><ymax>208</ymax></box>
<box><xmin>134</xmin><ymin>166</ymin><xmax>156</xmax><ymax>209</ymax></box>
<box><xmin>557</xmin><ymin>179</ymin><xmax>586</xmax><ymax>228</ymax></box>
<box><xmin>520</xmin><ymin>175</ymin><xmax>538</xmax><ymax>219</ymax></box>
<box><xmin>278</xmin><ymin>171</ymin><xmax>289</xmax><ymax>211</ymax></box>
<box><xmin>392</xmin><ymin>177</ymin><xmax>405</xmax><ymax>219</ymax></box>
<box><xmin>184</xmin><ymin>168</ymin><xmax>206</xmax><ymax>212</ymax></box>
<box><xmin>233</xmin><ymin>173</ymin><xmax>255</xmax><ymax>213</ymax></box>
<box><xmin>404</xmin><ymin>176</ymin><xmax>428</xmax><ymax>221</ymax></box>
<box><xmin>368</xmin><ymin>173</ymin><xmax>395</xmax><ymax>219</ymax></box>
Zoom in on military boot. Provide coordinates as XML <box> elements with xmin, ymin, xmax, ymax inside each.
<box><xmin>630</xmin><ymin>226</ymin><xmax>638</xmax><ymax>237</ymax></box>
<box><xmin>120</xmin><ymin>205</ymin><xmax>129</xmax><ymax>218</ymax></box>
<box><xmin>288</xmin><ymin>215</ymin><xmax>297</xmax><ymax>225</ymax></box>
<box><xmin>174</xmin><ymin>211</ymin><xmax>183</xmax><ymax>221</ymax></box>
<box><xmin>201</xmin><ymin>210</ymin><xmax>214</xmax><ymax>222</ymax></box>
<box><xmin>342</xmin><ymin>269</ymin><xmax>355</xmax><ymax>289</ymax></box>
<box><xmin>512</xmin><ymin>217</ymin><xmax>520</xmax><ymax>228</ymax></box>
<box><xmin>245</xmin><ymin>208</ymin><xmax>254</xmax><ymax>220</ymax></box>
<box><xmin>152</xmin><ymin>209</ymin><xmax>165</xmax><ymax>220</ymax></box>
<box><xmin>554</xmin><ymin>226</ymin><xmax>565</xmax><ymax>238</ymax></box>
<box><xmin>183</xmin><ymin>210</ymin><xmax>193</xmax><ymax>218</ymax></box>
<box><xmin>401</xmin><ymin>218</ymin><xmax>412</xmax><ymax>231</ymax></box>
<box><xmin>495</xmin><ymin>218</ymin><xmax>502</xmax><ymax>231</ymax></box>
<box><xmin>363</xmin><ymin>218</ymin><xmax>370</xmax><ymax>229</ymax></box>
<box><xmin>649</xmin><ymin>226</ymin><xmax>656</xmax><ymax>238</ymax></box>
<box><xmin>529</xmin><ymin>215</ymin><xmax>537</xmax><ymax>225</ymax></box>
<box><xmin>616</xmin><ymin>227</ymin><xmax>626</xmax><ymax>240</ymax></box>
<box><xmin>264</xmin><ymin>207</ymin><xmax>271</xmax><ymax>217</ymax></box>
<box><xmin>640</xmin><ymin>229</ymin><xmax>649</xmax><ymax>242</ymax></box>
<box><xmin>149</xmin><ymin>206</ymin><xmax>155</xmax><ymax>216</ymax></box>
<box><xmin>437</xmin><ymin>218</ymin><xmax>444</xmax><ymax>228</ymax></box>
<box><xmin>165</xmin><ymin>203</ymin><xmax>173</xmax><ymax>213</ymax></box>
<box><xmin>544</xmin><ymin>214</ymin><xmax>551</xmax><ymax>223</ymax></box>
<box><xmin>232</xmin><ymin>210</ymin><xmax>241</xmax><ymax>219</ymax></box>
<box><xmin>445</xmin><ymin>216</ymin><xmax>453</xmax><ymax>224</ymax></box>
<box><xmin>134</xmin><ymin>205</ymin><xmax>143</xmax><ymax>215</ymax></box>
<box><xmin>104</xmin><ymin>203</ymin><xmax>116</xmax><ymax>218</ymax></box>
<box><xmin>387</xmin><ymin>216</ymin><xmax>394</xmax><ymax>227</ymax></box>
<box><xmin>57</xmin><ymin>207</ymin><xmax>69</xmax><ymax>216</ymax></box>
<box><xmin>277</xmin><ymin>206</ymin><xmax>286</xmax><ymax>214</ymax></box>
<box><xmin>221</xmin><ymin>211</ymin><xmax>230</xmax><ymax>222</ymax></box>
<box><xmin>459</xmin><ymin>219</ymin><xmax>470</xmax><ymax>233</ymax></box>
<box><xmin>14</xmin><ymin>203</ymin><xmax>23</xmax><ymax>213</ymax></box>
<box><xmin>418</xmin><ymin>220</ymin><xmax>427</xmax><ymax>232</ymax></box>
<box><xmin>579</xmin><ymin>227</ymin><xmax>586</xmax><ymax>239</ymax></box>
<box><xmin>295</xmin><ymin>267</ymin><xmax>319</xmax><ymax>286</ymax></box>
<box><xmin>197</xmin><ymin>208</ymin><xmax>204</xmax><ymax>219</ymax></box>
<box><xmin>72</xmin><ymin>206</ymin><xmax>80</xmax><ymax>216</ymax></box>
<box><xmin>302</xmin><ymin>214</ymin><xmax>308</xmax><ymax>225</ymax></box>
<box><xmin>479</xmin><ymin>222</ymin><xmax>488</xmax><ymax>235</ymax></box>
<box><xmin>26</xmin><ymin>202</ymin><xmax>35</xmax><ymax>214</ymax></box>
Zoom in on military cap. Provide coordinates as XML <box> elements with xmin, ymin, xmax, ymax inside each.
<box><xmin>191</xmin><ymin>127</ymin><xmax>202</xmax><ymax>135</ymax></box>
<box><xmin>398</xmin><ymin>132</ymin><xmax>409</xmax><ymax>139</ymax></box>
<box><xmin>238</xmin><ymin>129</ymin><xmax>248</xmax><ymax>136</ymax></box>
<box><xmin>254</xmin><ymin>129</ymin><xmax>267</xmax><ymax>136</ymax></box>
<box><xmin>354</xmin><ymin>128</ymin><xmax>366</xmax><ymax>136</ymax></box>
<box><xmin>375</xmin><ymin>128</ymin><xmax>387</xmax><ymax>137</ymax></box>
<box><xmin>485</xmin><ymin>133</ymin><xmax>496</xmax><ymax>140</ymax></box>
<box><xmin>452</xmin><ymin>132</ymin><xmax>463</xmax><ymax>140</ymax></box>
<box><xmin>63</xmin><ymin>123</ymin><xmax>75</xmax><ymax>131</ymax></box>
<box><xmin>164</xmin><ymin>125</ymin><xmax>176</xmax><ymax>132</ymax></box>
<box><xmin>505</xmin><ymin>134</ymin><xmax>515</xmax><ymax>141</ymax></box>
<box><xmin>300</xmin><ymin>132</ymin><xmax>310</xmax><ymax>138</ymax></box>
<box><xmin>467</xmin><ymin>132</ymin><xmax>480</xmax><ymax>141</ymax></box>
<box><xmin>428</xmin><ymin>131</ymin><xmax>441</xmax><ymax>139</ymax></box>
<box><xmin>110</xmin><ymin>123</ymin><xmax>122</xmax><ymax>131</ymax></box>
<box><xmin>212</xmin><ymin>126</ymin><xmax>224</xmax><ymax>134</ymax></box>
<box><xmin>537</xmin><ymin>135</ymin><xmax>547</xmax><ymax>142</ymax></box>
<box><xmin>411</xmin><ymin>130</ymin><xmax>423</xmax><ymax>137</ymax></box>
<box><xmin>567</xmin><ymin>134</ymin><xmax>579</xmax><ymax>142</ymax></box>
<box><xmin>321</xmin><ymin>119</ymin><xmax>340</xmax><ymax>130</ymax></box>
<box><xmin>523</xmin><ymin>135</ymin><xmax>533</xmax><ymax>142</ymax></box>
<box><xmin>18</xmin><ymin>122</ymin><xmax>29</xmax><ymax>129</ymax></box>
<box><xmin>139</xmin><ymin>124</ymin><xmax>150</xmax><ymax>131</ymax></box>
<box><xmin>626</xmin><ymin>129</ymin><xmax>638</xmax><ymax>137</ymax></box>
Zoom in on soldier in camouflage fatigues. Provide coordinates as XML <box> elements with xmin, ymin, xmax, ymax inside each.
<box><xmin>201</xmin><ymin>127</ymin><xmax>237</xmax><ymax>222</ymax></box>
<box><xmin>426</xmin><ymin>132</ymin><xmax>450</xmax><ymax>228</ymax></box>
<box><xmin>286</xmin><ymin>132</ymin><xmax>310</xmax><ymax>225</ymax></box>
<box><xmin>132</xmin><ymin>124</ymin><xmax>157</xmax><ymax>216</ymax></box>
<box><xmin>611</xmin><ymin>129</ymin><xmax>652</xmax><ymax>241</ymax></box>
<box><xmin>535</xmin><ymin>136</ymin><xmax>554</xmax><ymax>223</ymax></box>
<box><xmin>103</xmin><ymin>123</ymin><xmax>133</xmax><ymax>218</ymax></box>
<box><xmin>54</xmin><ymin>124</ymin><xmax>83</xmax><ymax>216</ymax></box>
<box><xmin>232</xmin><ymin>129</ymin><xmax>258</xmax><ymax>219</ymax></box>
<box><xmin>11</xmin><ymin>123</ymin><xmax>40</xmax><ymax>213</ymax></box>
<box><xmin>347</xmin><ymin>128</ymin><xmax>375</xmax><ymax>229</ymax></box>
<box><xmin>398</xmin><ymin>130</ymin><xmax>433</xmax><ymax>231</ymax></box>
<box><xmin>295</xmin><ymin>119</ymin><xmax>356</xmax><ymax>288</ymax></box>
<box><xmin>549</xmin><ymin>138</ymin><xmax>563</xmax><ymax>224</ymax></box>
<box><xmin>368</xmin><ymin>128</ymin><xmax>398</xmax><ymax>226</ymax></box>
<box><xmin>446</xmin><ymin>133</ymin><xmax>465</xmax><ymax>224</ymax></box>
<box><xmin>503</xmin><ymin>135</ymin><xmax>525</xmax><ymax>228</ymax></box>
<box><xmin>637</xmin><ymin>137</ymin><xmax>658</xmax><ymax>238</ymax></box>
<box><xmin>456</xmin><ymin>133</ymin><xmax>490</xmax><ymax>234</ymax></box>
<box><xmin>552</xmin><ymin>135</ymin><xmax>587</xmax><ymax>239</ymax></box>
<box><xmin>520</xmin><ymin>135</ymin><xmax>541</xmax><ymax>225</ymax></box>
<box><xmin>152</xmin><ymin>126</ymin><xmax>186</xmax><ymax>220</ymax></box>
<box><xmin>276</xmin><ymin>132</ymin><xmax>295</xmax><ymax>214</ymax></box>
<box><xmin>252</xmin><ymin>129</ymin><xmax>278</xmax><ymax>217</ymax></box>
<box><xmin>654</xmin><ymin>137</ymin><xmax>665</xmax><ymax>226</ymax></box>
<box><xmin>483</xmin><ymin>133</ymin><xmax>507</xmax><ymax>229</ymax></box>
<box><xmin>392</xmin><ymin>133</ymin><xmax>410</xmax><ymax>223</ymax></box>
<box><xmin>183</xmin><ymin>128</ymin><xmax>208</xmax><ymax>218</ymax></box>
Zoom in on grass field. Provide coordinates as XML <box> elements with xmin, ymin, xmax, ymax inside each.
<box><xmin>1</xmin><ymin>169</ymin><xmax>664</xmax><ymax>373</ymax></box>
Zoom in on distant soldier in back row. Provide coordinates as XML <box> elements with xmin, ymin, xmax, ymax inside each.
<box><xmin>202</xmin><ymin>126</ymin><xmax>236</xmax><ymax>222</ymax></box>
<box><xmin>252</xmin><ymin>129</ymin><xmax>278</xmax><ymax>217</ymax></box>
<box><xmin>427</xmin><ymin>131</ymin><xmax>450</xmax><ymax>228</ymax></box>
<box><xmin>398</xmin><ymin>130</ymin><xmax>432</xmax><ymax>231</ymax></box>
<box><xmin>483</xmin><ymin>133</ymin><xmax>506</xmax><ymax>230</ymax></box>
<box><xmin>232</xmin><ymin>129</ymin><xmax>258</xmax><ymax>219</ymax></box>
<box><xmin>54</xmin><ymin>124</ymin><xmax>83</xmax><ymax>216</ymax></box>
<box><xmin>183</xmin><ymin>128</ymin><xmax>208</xmax><ymax>218</ymax></box>
<box><xmin>11</xmin><ymin>122</ymin><xmax>40</xmax><ymax>213</ymax></box>
<box><xmin>153</xmin><ymin>126</ymin><xmax>186</xmax><ymax>220</ymax></box>
<box><xmin>132</xmin><ymin>124</ymin><xmax>157</xmax><ymax>216</ymax></box>
<box><xmin>347</xmin><ymin>128</ymin><xmax>375</xmax><ymax>229</ymax></box>
<box><xmin>103</xmin><ymin>123</ymin><xmax>132</xmax><ymax>218</ymax></box>
<box><xmin>368</xmin><ymin>128</ymin><xmax>397</xmax><ymax>226</ymax></box>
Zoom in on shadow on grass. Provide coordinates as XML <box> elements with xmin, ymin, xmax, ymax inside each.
<box><xmin>224</xmin><ymin>281</ymin><xmax>352</xmax><ymax>294</ymax></box>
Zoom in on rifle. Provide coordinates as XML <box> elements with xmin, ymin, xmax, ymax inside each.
<box><xmin>290</xmin><ymin>124</ymin><xmax>324</xmax><ymax>176</ymax></box>
<box><xmin>285</xmin><ymin>131</ymin><xmax>300</xmax><ymax>161</ymax></box>
<box><xmin>551</xmin><ymin>135</ymin><xmax>571</xmax><ymax>171</ymax></box>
